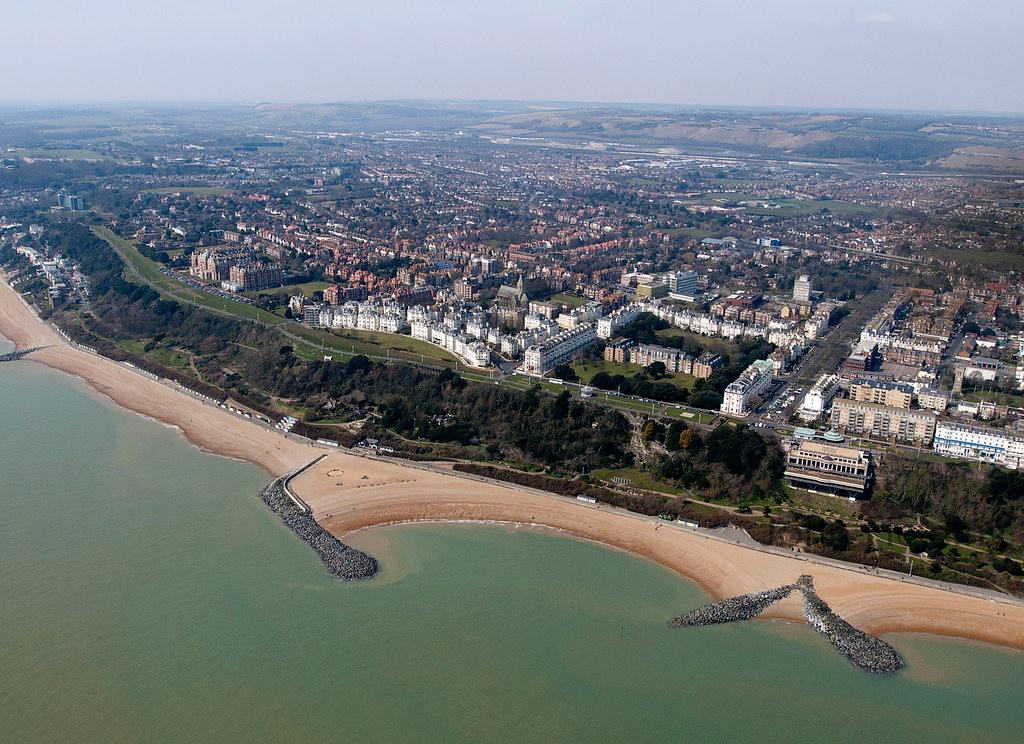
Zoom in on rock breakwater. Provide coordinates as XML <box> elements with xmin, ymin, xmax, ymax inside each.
<box><xmin>0</xmin><ymin>346</ymin><xmax>44</xmax><ymax>362</ymax></box>
<box><xmin>797</xmin><ymin>575</ymin><xmax>904</xmax><ymax>675</ymax></box>
<box><xmin>670</xmin><ymin>585</ymin><xmax>795</xmax><ymax>626</ymax></box>
<box><xmin>260</xmin><ymin>478</ymin><xmax>379</xmax><ymax>580</ymax></box>
<box><xmin>670</xmin><ymin>574</ymin><xmax>905</xmax><ymax>675</ymax></box>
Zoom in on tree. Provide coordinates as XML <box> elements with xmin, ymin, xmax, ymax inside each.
<box><xmin>345</xmin><ymin>354</ymin><xmax>371</xmax><ymax>375</ymax></box>
<box><xmin>819</xmin><ymin>520</ymin><xmax>850</xmax><ymax>551</ymax></box>
<box><xmin>551</xmin><ymin>390</ymin><xmax>571</xmax><ymax>420</ymax></box>
<box><xmin>678</xmin><ymin>429</ymin><xmax>694</xmax><ymax>451</ymax></box>
<box><xmin>552</xmin><ymin>363</ymin><xmax>579</xmax><ymax>382</ymax></box>
<box><xmin>641</xmin><ymin>421</ymin><xmax>657</xmax><ymax>444</ymax></box>
<box><xmin>645</xmin><ymin>361</ymin><xmax>666</xmax><ymax>378</ymax></box>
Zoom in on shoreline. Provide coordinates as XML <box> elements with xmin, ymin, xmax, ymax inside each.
<box><xmin>3</xmin><ymin>275</ymin><xmax>1024</xmax><ymax>653</ymax></box>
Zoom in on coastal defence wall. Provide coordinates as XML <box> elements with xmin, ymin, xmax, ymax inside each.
<box><xmin>259</xmin><ymin>477</ymin><xmax>379</xmax><ymax>580</ymax></box>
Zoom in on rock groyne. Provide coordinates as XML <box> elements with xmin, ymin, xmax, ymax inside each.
<box><xmin>670</xmin><ymin>584</ymin><xmax>795</xmax><ymax>627</ymax></box>
<box><xmin>797</xmin><ymin>575</ymin><xmax>904</xmax><ymax>675</ymax></box>
<box><xmin>0</xmin><ymin>346</ymin><xmax>44</xmax><ymax>362</ymax></box>
<box><xmin>670</xmin><ymin>574</ymin><xmax>905</xmax><ymax>675</ymax></box>
<box><xmin>260</xmin><ymin>478</ymin><xmax>379</xmax><ymax>580</ymax></box>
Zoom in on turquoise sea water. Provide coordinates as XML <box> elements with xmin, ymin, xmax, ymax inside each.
<box><xmin>2</xmin><ymin>337</ymin><xmax>1023</xmax><ymax>743</ymax></box>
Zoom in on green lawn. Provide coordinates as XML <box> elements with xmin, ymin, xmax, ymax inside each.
<box><xmin>545</xmin><ymin>292</ymin><xmax>588</xmax><ymax>308</ymax></box>
<box><xmin>572</xmin><ymin>358</ymin><xmax>696</xmax><ymax>390</ymax></box>
<box><xmin>592</xmin><ymin>467</ymin><xmax>689</xmax><ymax>497</ymax></box>
<box><xmin>660</xmin><ymin>225</ymin><xmax>715</xmax><ymax>239</ymax></box>
<box><xmin>327</xmin><ymin>328</ymin><xmax>463</xmax><ymax>364</ymax></box>
<box><xmin>247</xmin><ymin>281</ymin><xmax>331</xmax><ymax>300</ymax></box>
<box><xmin>288</xmin><ymin>325</ymin><xmax>464</xmax><ymax>368</ymax></box>
<box><xmin>743</xmin><ymin>199</ymin><xmax>881</xmax><ymax>219</ymax></box>
<box><xmin>960</xmin><ymin>389</ymin><xmax>1024</xmax><ymax>407</ymax></box>
<box><xmin>283</xmin><ymin>281</ymin><xmax>331</xmax><ymax>297</ymax></box>
<box><xmin>920</xmin><ymin>246</ymin><xmax>1024</xmax><ymax>272</ymax></box>
<box><xmin>655</xmin><ymin>328</ymin><xmax>738</xmax><ymax>357</ymax></box>
<box><xmin>784</xmin><ymin>486</ymin><xmax>862</xmax><ymax>520</ymax></box>
<box><xmin>91</xmin><ymin>225</ymin><xmax>288</xmax><ymax>326</ymax></box>
<box><xmin>116</xmin><ymin>339</ymin><xmax>193</xmax><ymax>374</ymax></box>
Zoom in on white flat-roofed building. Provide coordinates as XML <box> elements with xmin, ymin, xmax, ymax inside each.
<box><xmin>799</xmin><ymin>373</ymin><xmax>842</xmax><ymax>421</ymax></box>
<box><xmin>793</xmin><ymin>275</ymin><xmax>812</xmax><ymax>302</ymax></box>
<box><xmin>664</xmin><ymin>270</ymin><xmax>698</xmax><ymax>300</ymax></box>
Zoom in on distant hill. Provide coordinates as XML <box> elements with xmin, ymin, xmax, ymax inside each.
<box><xmin>468</xmin><ymin>107</ymin><xmax>1024</xmax><ymax>171</ymax></box>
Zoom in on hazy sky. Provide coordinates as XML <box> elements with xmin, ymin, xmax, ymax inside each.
<box><xmin>3</xmin><ymin>0</ymin><xmax>1022</xmax><ymax>113</ymax></box>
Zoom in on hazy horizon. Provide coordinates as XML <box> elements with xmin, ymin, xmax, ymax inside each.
<box><xmin>3</xmin><ymin>0</ymin><xmax>1023</xmax><ymax>114</ymax></box>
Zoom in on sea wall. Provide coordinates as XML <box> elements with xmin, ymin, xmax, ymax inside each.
<box><xmin>260</xmin><ymin>478</ymin><xmax>379</xmax><ymax>580</ymax></box>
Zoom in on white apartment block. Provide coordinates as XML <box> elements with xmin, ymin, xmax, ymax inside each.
<box><xmin>799</xmin><ymin>373</ymin><xmax>842</xmax><ymax>421</ymax></box>
<box><xmin>523</xmin><ymin>324</ymin><xmax>597</xmax><ymax>374</ymax></box>
<box><xmin>720</xmin><ymin>360</ymin><xmax>774</xmax><ymax>417</ymax></box>
<box><xmin>663</xmin><ymin>270</ymin><xmax>698</xmax><ymax>299</ymax></box>
<box><xmin>793</xmin><ymin>274</ymin><xmax>812</xmax><ymax>302</ymax></box>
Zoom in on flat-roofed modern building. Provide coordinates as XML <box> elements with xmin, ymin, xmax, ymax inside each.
<box><xmin>793</xmin><ymin>274</ymin><xmax>812</xmax><ymax>302</ymax></box>
<box><xmin>783</xmin><ymin>438</ymin><xmax>873</xmax><ymax>497</ymax></box>
<box><xmin>635</xmin><ymin>281</ymin><xmax>668</xmax><ymax>299</ymax></box>
<box><xmin>849</xmin><ymin>378</ymin><xmax>914</xmax><ymax>409</ymax></box>
<box><xmin>830</xmin><ymin>398</ymin><xmax>936</xmax><ymax>444</ymax></box>
<box><xmin>916</xmin><ymin>387</ymin><xmax>950</xmax><ymax>413</ymax></box>
<box><xmin>664</xmin><ymin>270</ymin><xmax>698</xmax><ymax>299</ymax></box>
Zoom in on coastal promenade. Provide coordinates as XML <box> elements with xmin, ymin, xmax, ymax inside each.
<box><xmin>4</xmin><ymin>274</ymin><xmax>1024</xmax><ymax>653</ymax></box>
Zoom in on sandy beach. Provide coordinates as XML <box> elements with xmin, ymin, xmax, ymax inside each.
<box><xmin>3</xmin><ymin>275</ymin><xmax>1024</xmax><ymax>652</ymax></box>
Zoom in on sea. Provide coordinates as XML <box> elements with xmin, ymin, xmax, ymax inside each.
<box><xmin>2</xmin><ymin>335</ymin><xmax>1023</xmax><ymax>743</ymax></box>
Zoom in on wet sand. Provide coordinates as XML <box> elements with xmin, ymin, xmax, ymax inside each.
<box><xmin>3</xmin><ymin>276</ymin><xmax>1024</xmax><ymax>651</ymax></box>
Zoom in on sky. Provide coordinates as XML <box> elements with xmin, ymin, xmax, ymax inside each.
<box><xmin>3</xmin><ymin>0</ymin><xmax>1023</xmax><ymax>113</ymax></box>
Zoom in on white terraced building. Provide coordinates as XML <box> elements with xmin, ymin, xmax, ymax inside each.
<box><xmin>720</xmin><ymin>360</ymin><xmax>774</xmax><ymax>417</ymax></box>
<box><xmin>635</xmin><ymin>299</ymin><xmax>806</xmax><ymax>349</ymax></box>
<box><xmin>597</xmin><ymin>305</ymin><xmax>641</xmax><ymax>339</ymax></box>
<box><xmin>799</xmin><ymin>373</ymin><xmax>842</xmax><ymax>421</ymax></box>
<box><xmin>410</xmin><ymin>320</ymin><xmax>492</xmax><ymax>368</ymax></box>
<box><xmin>933</xmin><ymin>422</ymin><xmax>1024</xmax><ymax>469</ymax></box>
<box><xmin>318</xmin><ymin>301</ymin><xmax>408</xmax><ymax>333</ymax></box>
<box><xmin>523</xmin><ymin>324</ymin><xmax>597</xmax><ymax>374</ymax></box>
